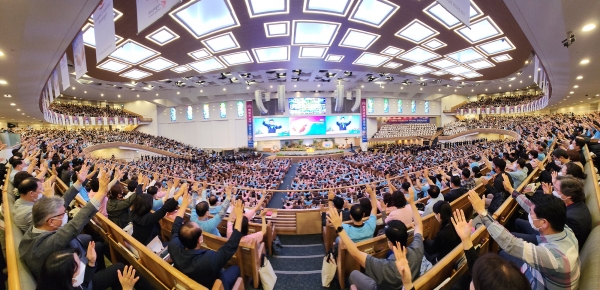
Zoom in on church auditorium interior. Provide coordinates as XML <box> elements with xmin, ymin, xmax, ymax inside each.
<box><xmin>2</xmin><ymin>0</ymin><xmax>600</xmax><ymax>289</ymax></box>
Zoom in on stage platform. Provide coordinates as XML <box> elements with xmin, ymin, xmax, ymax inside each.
<box><xmin>264</xmin><ymin>149</ymin><xmax>355</xmax><ymax>160</ymax></box>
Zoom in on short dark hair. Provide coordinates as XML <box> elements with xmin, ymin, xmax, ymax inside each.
<box><xmin>359</xmin><ymin>197</ymin><xmax>372</xmax><ymax>217</ymax></box>
<box><xmin>89</xmin><ymin>178</ymin><xmax>100</xmax><ymax>192</ymax></box>
<box><xmin>332</xmin><ymin>196</ymin><xmax>344</xmax><ymax>210</ymax></box>
<box><xmin>36</xmin><ymin>248</ymin><xmax>79</xmax><ymax>290</ymax></box>
<box><xmin>241</xmin><ymin>216</ymin><xmax>250</xmax><ymax>236</ymax></box>
<box><xmin>147</xmin><ymin>186</ymin><xmax>158</xmax><ymax>196</ymax></box>
<box><xmin>18</xmin><ymin>177</ymin><xmax>39</xmax><ymax>195</ymax></box>
<box><xmin>349</xmin><ymin>204</ymin><xmax>365</xmax><ymax>222</ymax></box>
<box><xmin>450</xmin><ymin>176</ymin><xmax>462</xmax><ymax>187</ymax></box>
<box><xmin>195</xmin><ymin>201</ymin><xmax>210</xmax><ymax>217</ymax></box>
<box><xmin>179</xmin><ymin>222</ymin><xmax>202</xmax><ymax>250</ymax></box>
<box><xmin>131</xmin><ymin>194</ymin><xmax>153</xmax><ymax>216</ymax></box>
<box><xmin>528</xmin><ymin>150</ymin><xmax>539</xmax><ymax>159</ymax></box>
<box><xmin>127</xmin><ymin>180</ymin><xmax>138</xmax><ymax>192</ymax></box>
<box><xmin>531</xmin><ymin>194</ymin><xmax>567</xmax><ymax>232</ymax></box>
<box><xmin>493</xmin><ymin>158</ymin><xmax>507</xmax><ymax>172</ymax></box>
<box><xmin>427</xmin><ymin>185</ymin><xmax>441</xmax><ymax>198</ymax></box>
<box><xmin>574</xmin><ymin>138</ymin><xmax>585</xmax><ymax>149</ymax></box>
<box><xmin>385</xmin><ymin>220</ymin><xmax>408</xmax><ymax>247</ymax></box>
<box><xmin>208</xmin><ymin>195</ymin><xmax>218</xmax><ymax>206</ymax></box>
<box><xmin>391</xmin><ymin>190</ymin><xmax>407</xmax><ymax>208</ymax></box>
<box><xmin>556</xmin><ymin>176</ymin><xmax>585</xmax><ymax>203</ymax></box>
<box><xmin>461</xmin><ymin>168</ymin><xmax>471</xmax><ymax>179</ymax></box>
<box><xmin>552</xmin><ymin>149</ymin><xmax>569</xmax><ymax>160</ymax></box>
<box><xmin>516</xmin><ymin>158</ymin><xmax>526</xmax><ymax>169</ymax></box>
<box><xmin>472</xmin><ymin>166</ymin><xmax>482</xmax><ymax>178</ymax></box>
<box><xmin>108</xmin><ymin>184</ymin><xmax>124</xmax><ymax>200</ymax></box>
<box><xmin>401</xmin><ymin>182</ymin><xmax>411</xmax><ymax>191</ymax></box>
<box><xmin>472</xmin><ymin>253</ymin><xmax>531</xmax><ymax>290</ymax></box>
<box><xmin>564</xmin><ymin>163</ymin><xmax>587</xmax><ymax>180</ymax></box>
<box><xmin>13</xmin><ymin>171</ymin><xmax>33</xmax><ymax>188</ymax></box>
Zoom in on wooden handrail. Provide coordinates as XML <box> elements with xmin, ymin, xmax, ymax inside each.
<box><xmin>2</xmin><ymin>167</ymin><xmax>22</xmax><ymax>290</ymax></box>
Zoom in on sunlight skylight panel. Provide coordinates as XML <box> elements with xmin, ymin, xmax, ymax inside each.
<box><xmin>455</xmin><ymin>16</ymin><xmax>503</xmax><ymax>43</ymax></box>
<box><xmin>397</xmin><ymin>47</ymin><xmax>440</xmax><ymax>63</ymax></box>
<box><xmin>245</xmin><ymin>0</ymin><xmax>289</xmax><ymax>17</ymax></box>
<box><xmin>401</xmin><ymin>65</ymin><xmax>435</xmax><ymax>76</ymax></box>
<box><xmin>97</xmin><ymin>59</ymin><xmax>131</xmax><ymax>73</ymax></box>
<box><xmin>352</xmin><ymin>52</ymin><xmax>391</xmax><ymax>67</ymax></box>
<box><xmin>446</xmin><ymin>48</ymin><xmax>486</xmax><ymax>63</ymax></box>
<box><xmin>140</xmin><ymin>57</ymin><xmax>177</xmax><ymax>72</ymax></box>
<box><xmin>201</xmin><ymin>32</ymin><xmax>240</xmax><ymax>53</ymax></box>
<box><xmin>292</xmin><ymin>20</ymin><xmax>341</xmax><ymax>46</ymax></box>
<box><xmin>423</xmin><ymin>1</ymin><xmax>483</xmax><ymax>29</ymax></box>
<box><xmin>348</xmin><ymin>0</ymin><xmax>400</xmax><ymax>28</ymax></box>
<box><xmin>252</xmin><ymin>46</ymin><xmax>290</xmax><ymax>63</ymax></box>
<box><xmin>219</xmin><ymin>51</ymin><xmax>254</xmax><ymax>65</ymax></box>
<box><xmin>169</xmin><ymin>0</ymin><xmax>240</xmax><ymax>39</ymax></box>
<box><xmin>422</xmin><ymin>38</ymin><xmax>447</xmax><ymax>50</ymax></box>
<box><xmin>325</xmin><ymin>54</ymin><xmax>345</xmax><ymax>62</ymax></box>
<box><xmin>264</xmin><ymin>21</ymin><xmax>290</xmax><ymax>37</ymax></box>
<box><xmin>430</xmin><ymin>71</ymin><xmax>447</xmax><ymax>76</ymax></box>
<box><xmin>381</xmin><ymin>46</ymin><xmax>404</xmax><ymax>56</ymax></box>
<box><xmin>188</xmin><ymin>48</ymin><xmax>212</xmax><ymax>60</ymax></box>
<box><xmin>299</xmin><ymin>47</ymin><xmax>329</xmax><ymax>58</ymax></box>
<box><xmin>491</xmin><ymin>54</ymin><xmax>512</xmax><ymax>62</ymax></box>
<box><xmin>450</xmin><ymin>76</ymin><xmax>464</xmax><ymax>81</ymax></box>
<box><xmin>395</xmin><ymin>19</ymin><xmax>440</xmax><ymax>44</ymax></box>
<box><xmin>108</xmin><ymin>39</ymin><xmax>160</xmax><ymax>65</ymax></box>
<box><xmin>188</xmin><ymin>57</ymin><xmax>227</xmax><ymax>73</ymax></box>
<box><xmin>445</xmin><ymin>65</ymin><xmax>473</xmax><ymax>75</ymax></box>
<box><xmin>119</xmin><ymin>69</ymin><xmax>152</xmax><ymax>80</ymax></box>
<box><xmin>338</xmin><ymin>28</ymin><xmax>380</xmax><ymax>50</ymax></box>
<box><xmin>303</xmin><ymin>0</ymin><xmax>353</xmax><ymax>16</ymax></box>
<box><xmin>476</xmin><ymin>37</ymin><xmax>516</xmax><ymax>55</ymax></box>
<box><xmin>146</xmin><ymin>26</ymin><xmax>180</xmax><ymax>46</ymax></box>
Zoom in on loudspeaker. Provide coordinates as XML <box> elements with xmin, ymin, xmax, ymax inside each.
<box><xmin>277</xmin><ymin>85</ymin><xmax>286</xmax><ymax>112</ymax></box>
<box><xmin>255</xmin><ymin>90</ymin><xmax>268</xmax><ymax>114</ymax></box>
<box><xmin>335</xmin><ymin>84</ymin><xmax>344</xmax><ymax>112</ymax></box>
<box><xmin>351</xmin><ymin>89</ymin><xmax>361</xmax><ymax>112</ymax></box>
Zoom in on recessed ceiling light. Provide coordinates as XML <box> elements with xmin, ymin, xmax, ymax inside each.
<box><xmin>303</xmin><ymin>0</ymin><xmax>353</xmax><ymax>16</ymax></box>
<box><xmin>348</xmin><ymin>0</ymin><xmax>400</xmax><ymax>28</ymax></box>
<box><xmin>455</xmin><ymin>16</ymin><xmax>503</xmax><ymax>44</ymax></box>
<box><xmin>245</xmin><ymin>0</ymin><xmax>289</xmax><ymax>17</ymax></box>
<box><xmin>264</xmin><ymin>21</ymin><xmax>290</xmax><ymax>37</ymax></box>
<box><xmin>397</xmin><ymin>47</ymin><xmax>440</xmax><ymax>63</ymax></box>
<box><xmin>101</xmin><ymin>94</ymin><xmax>104</xmax><ymax>96</ymax></box>
<box><xmin>570</xmin><ymin>91</ymin><xmax>574</xmax><ymax>94</ymax></box>
<box><xmin>465</xmin><ymin>59</ymin><xmax>495</xmax><ymax>70</ymax></box>
<box><xmin>109</xmin><ymin>39</ymin><xmax>160</xmax><ymax>65</ymax></box>
<box><xmin>383</xmin><ymin>62</ymin><xmax>402</xmax><ymax>69</ymax></box>
<box><xmin>89</xmin><ymin>8</ymin><xmax>122</xmax><ymax>22</ymax></box>
<box><xmin>422</xmin><ymin>38</ymin><xmax>447</xmax><ymax>50</ymax></box>
<box><xmin>16</xmin><ymin>109</ymin><xmax>20</xmax><ymax>111</ymax></box>
<box><xmin>291</xmin><ymin>20</ymin><xmax>341</xmax><ymax>46</ymax></box>
<box><xmin>140</xmin><ymin>57</ymin><xmax>177</xmax><ymax>72</ymax></box>
<box><xmin>431</xmin><ymin>71</ymin><xmax>447</xmax><ymax>76</ymax></box>
<box><xmin>10</xmin><ymin>103</ymin><xmax>15</xmax><ymax>106</ymax></box>
<box><xmin>325</xmin><ymin>54</ymin><xmax>344</xmax><ymax>62</ymax></box>
<box><xmin>423</xmin><ymin>1</ymin><xmax>483</xmax><ymax>29</ymax></box>
<box><xmin>298</xmin><ymin>46</ymin><xmax>328</xmax><ymax>58</ymax></box>
<box><xmin>119</xmin><ymin>68</ymin><xmax>152</xmax><ymax>80</ymax></box>
<box><xmin>352</xmin><ymin>52</ymin><xmax>391</xmax><ymax>67</ymax></box>
<box><xmin>574</xmin><ymin>85</ymin><xmax>579</xmax><ymax>88</ymax></box>
<box><xmin>0</xmin><ymin>80</ymin><xmax>8</xmax><ymax>85</ymax></box>
<box><xmin>582</xmin><ymin>24</ymin><xmax>596</xmax><ymax>31</ymax></box>
<box><xmin>476</xmin><ymin>37</ymin><xmax>516</xmax><ymax>55</ymax></box>
<box><xmin>171</xmin><ymin>65</ymin><xmax>192</xmax><ymax>73</ymax></box>
<box><xmin>428</xmin><ymin>58</ymin><xmax>459</xmax><ymax>69</ymax></box>
<box><xmin>576</xmin><ymin>75</ymin><xmax>583</xmax><ymax>79</ymax></box>
<box><xmin>0</xmin><ymin>51</ymin><xmax>3</xmax><ymax>56</ymax></box>
<box><xmin>380</xmin><ymin>46</ymin><xmax>404</xmax><ymax>56</ymax></box>
<box><xmin>580</xmin><ymin>59</ymin><xmax>590</xmax><ymax>64</ymax></box>
<box><xmin>395</xmin><ymin>19</ymin><xmax>440</xmax><ymax>44</ymax></box>
<box><xmin>3</xmin><ymin>94</ymin><xmax>11</xmax><ymax>98</ymax></box>
<box><xmin>462</xmin><ymin>72</ymin><xmax>483</xmax><ymax>79</ymax></box>
<box><xmin>118</xmin><ymin>95</ymin><xmax>121</xmax><ymax>98</ymax></box>
<box><xmin>338</xmin><ymin>28</ymin><xmax>380</xmax><ymax>50</ymax></box>
<box><xmin>450</xmin><ymin>76</ymin><xmax>464</xmax><ymax>81</ymax></box>
<box><xmin>187</xmin><ymin>48</ymin><xmax>212</xmax><ymax>60</ymax></box>
<box><xmin>491</xmin><ymin>54</ymin><xmax>512</xmax><ymax>63</ymax></box>
<box><xmin>252</xmin><ymin>45</ymin><xmax>290</xmax><ymax>63</ymax></box>
<box><xmin>220</xmin><ymin>50</ymin><xmax>255</xmax><ymax>65</ymax></box>
<box><xmin>445</xmin><ymin>65</ymin><xmax>472</xmax><ymax>75</ymax></box>
<box><xmin>520</xmin><ymin>80</ymin><xmax>522</xmax><ymax>83</ymax></box>
<box><xmin>446</xmin><ymin>47</ymin><xmax>486</xmax><ymax>63</ymax></box>
<box><xmin>401</xmin><ymin>64</ymin><xmax>435</xmax><ymax>76</ymax></box>
<box><xmin>170</xmin><ymin>0</ymin><xmax>240</xmax><ymax>38</ymax></box>
<box><xmin>145</xmin><ymin>26</ymin><xmax>180</xmax><ymax>46</ymax></box>
<box><xmin>189</xmin><ymin>57</ymin><xmax>227</xmax><ymax>73</ymax></box>
<box><xmin>201</xmin><ymin>32</ymin><xmax>241</xmax><ymax>53</ymax></box>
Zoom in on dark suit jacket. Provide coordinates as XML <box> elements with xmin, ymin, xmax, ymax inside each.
<box><xmin>567</xmin><ymin>201</ymin><xmax>592</xmax><ymax>249</ymax></box>
<box><xmin>169</xmin><ymin>216</ymin><xmax>242</xmax><ymax>289</ymax></box>
<box><xmin>424</xmin><ymin>223</ymin><xmax>461</xmax><ymax>261</ymax></box>
<box><xmin>444</xmin><ymin>187</ymin><xmax>467</xmax><ymax>203</ymax></box>
<box><xmin>486</xmin><ymin>173</ymin><xmax>513</xmax><ymax>213</ymax></box>
<box><xmin>132</xmin><ymin>197</ymin><xmax>179</xmax><ymax>245</ymax></box>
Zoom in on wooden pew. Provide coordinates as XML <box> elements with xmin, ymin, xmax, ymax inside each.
<box><xmin>414</xmin><ymin>227</ymin><xmax>489</xmax><ymax>290</ymax></box>
<box><xmin>337</xmin><ymin>234</ymin><xmax>389</xmax><ymax>289</ymax></box>
<box><xmin>582</xmin><ymin>146</ymin><xmax>600</xmax><ymax>225</ymax></box>
<box><xmin>579</xmin><ymin>145</ymin><xmax>600</xmax><ymax>289</ymax></box>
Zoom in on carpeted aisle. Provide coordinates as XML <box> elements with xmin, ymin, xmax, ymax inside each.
<box><xmin>266</xmin><ymin>162</ymin><xmax>299</xmax><ymax>209</ymax></box>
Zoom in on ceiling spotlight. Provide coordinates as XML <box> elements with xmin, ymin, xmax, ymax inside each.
<box><xmin>520</xmin><ymin>81</ymin><xmax>522</xmax><ymax>83</ymax></box>
<box><xmin>444</xmin><ymin>84</ymin><xmax>452</xmax><ymax>87</ymax></box>
<box><xmin>3</xmin><ymin>94</ymin><xmax>11</xmax><ymax>98</ymax></box>
<box><xmin>223</xmin><ymin>88</ymin><xmax>226</xmax><ymax>91</ymax></box>
<box><xmin>582</xmin><ymin>24</ymin><xmax>596</xmax><ymax>31</ymax></box>
<box><xmin>16</xmin><ymin>109</ymin><xmax>20</xmax><ymax>111</ymax></box>
<box><xmin>292</xmin><ymin>69</ymin><xmax>302</xmax><ymax>74</ymax></box>
<box><xmin>177</xmin><ymin>91</ymin><xmax>180</xmax><ymax>94</ymax></box>
<box><xmin>137</xmin><ymin>94</ymin><xmax>139</xmax><ymax>97</ymax></box>
<box><xmin>101</xmin><ymin>94</ymin><xmax>104</xmax><ymax>96</ymax></box>
<box><xmin>247</xmin><ymin>86</ymin><xmax>250</xmax><ymax>89</ymax></box>
<box><xmin>196</xmin><ymin>80</ymin><xmax>205</xmax><ymax>85</ymax></box>
<box><xmin>570</xmin><ymin>91</ymin><xmax>574</xmax><ymax>94</ymax></box>
<box><xmin>574</xmin><ymin>85</ymin><xmax>579</xmax><ymax>88</ymax></box>
<box><xmin>0</xmin><ymin>80</ymin><xmax>8</xmax><ymax>85</ymax></box>
<box><xmin>580</xmin><ymin>59</ymin><xmax>590</xmax><ymax>64</ymax></box>
<box><xmin>516</xmin><ymin>71</ymin><xmax>522</xmax><ymax>76</ymax></box>
<box><xmin>361</xmin><ymin>85</ymin><xmax>364</xmax><ymax>88</ymax></box>
<box><xmin>344</xmin><ymin>71</ymin><xmax>352</xmax><ymax>76</ymax></box>
<box><xmin>576</xmin><ymin>75</ymin><xmax>583</xmax><ymax>79</ymax></box>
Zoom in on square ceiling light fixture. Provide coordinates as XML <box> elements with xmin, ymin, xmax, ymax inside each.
<box><xmin>145</xmin><ymin>26</ymin><xmax>180</xmax><ymax>46</ymax></box>
<box><xmin>109</xmin><ymin>39</ymin><xmax>160</xmax><ymax>65</ymax></box>
<box><xmin>401</xmin><ymin>64</ymin><xmax>435</xmax><ymax>76</ymax></box>
<box><xmin>450</xmin><ymin>76</ymin><xmax>464</xmax><ymax>81</ymax></box>
<box><xmin>252</xmin><ymin>45</ymin><xmax>290</xmax><ymax>63</ymax></box>
<box><xmin>395</xmin><ymin>19</ymin><xmax>439</xmax><ymax>44</ymax></box>
<box><xmin>465</xmin><ymin>59</ymin><xmax>495</xmax><ymax>70</ymax></box>
<box><xmin>97</xmin><ymin>59</ymin><xmax>131</xmax><ymax>73</ymax></box>
<box><xmin>201</xmin><ymin>32</ymin><xmax>240</xmax><ymax>53</ymax></box>
<box><xmin>397</xmin><ymin>47</ymin><xmax>440</xmax><ymax>63</ymax></box>
<box><xmin>461</xmin><ymin>71</ymin><xmax>483</xmax><ymax>78</ymax></box>
<box><xmin>140</xmin><ymin>57</ymin><xmax>178</xmax><ymax>72</ymax></box>
<box><xmin>82</xmin><ymin>23</ymin><xmax>123</xmax><ymax>48</ymax></box>
<box><xmin>299</xmin><ymin>46</ymin><xmax>329</xmax><ymax>58</ymax></box>
<box><xmin>303</xmin><ymin>0</ymin><xmax>353</xmax><ymax>16</ymax></box>
<box><xmin>428</xmin><ymin>58</ymin><xmax>459</xmax><ymax>69</ymax></box>
<box><xmin>431</xmin><ymin>71</ymin><xmax>447</xmax><ymax>76</ymax></box>
<box><xmin>338</xmin><ymin>28</ymin><xmax>380</xmax><ymax>50</ymax></box>
<box><xmin>423</xmin><ymin>1</ymin><xmax>483</xmax><ymax>29</ymax></box>
<box><xmin>89</xmin><ymin>8</ymin><xmax>123</xmax><ymax>22</ymax></box>
<box><xmin>383</xmin><ymin>62</ymin><xmax>402</xmax><ymax>69</ymax></box>
<box><xmin>476</xmin><ymin>37</ymin><xmax>516</xmax><ymax>55</ymax></box>
<box><xmin>264</xmin><ymin>21</ymin><xmax>290</xmax><ymax>37</ymax></box>
<box><xmin>188</xmin><ymin>57</ymin><xmax>227</xmax><ymax>73</ymax></box>
<box><xmin>381</xmin><ymin>46</ymin><xmax>404</xmax><ymax>56</ymax></box>
<box><xmin>491</xmin><ymin>54</ymin><xmax>512</xmax><ymax>62</ymax></box>
<box><xmin>119</xmin><ymin>69</ymin><xmax>152</xmax><ymax>80</ymax></box>
<box><xmin>422</xmin><ymin>38</ymin><xmax>447</xmax><ymax>50</ymax></box>
<box><xmin>169</xmin><ymin>0</ymin><xmax>240</xmax><ymax>39</ymax></box>
<box><xmin>455</xmin><ymin>16</ymin><xmax>503</xmax><ymax>43</ymax></box>
<box><xmin>352</xmin><ymin>52</ymin><xmax>391</xmax><ymax>67</ymax></box>
<box><xmin>445</xmin><ymin>65</ymin><xmax>473</xmax><ymax>76</ymax></box>
<box><xmin>446</xmin><ymin>48</ymin><xmax>486</xmax><ymax>63</ymax></box>
<box><xmin>292</xmin><ymin>20</ymin><xmax>341</xmax><ymax>46</ymax></box>
<box><xmin>348</xmin><ymin>0</ymin><xmax>400</xmax><ymax>28</ymax></box>
<box><xmin>245</xmin><ymin>0</ymin><xmax>289</xmax><ymax>17</ymax></box>
<box><xmin>219</xmin><ymin>51</ymin><xmax>254</xmax><ymax>65</ymax></box>
<box><xmin>188</xmin><ymin>48</ymin><xmax>212</xmax><ymax>60</ymax></box>
<box><xmin>171</xmin><ymin>65</ymin><xmax>192</xmax><ymax>73</ymax></box>
<box><xmin>325</xmin><ymin>54</ymin><xmax>344</xmax><ymax>62</ymax></box>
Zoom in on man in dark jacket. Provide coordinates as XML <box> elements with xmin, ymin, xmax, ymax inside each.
<box><xmin>444</xmin><ymin>176</ymin><xmax>467</xmax><ymax>203</ymax></box>
<box><xmin>485</xmin><ymin>158</ymin><xmax>514</xmax><ymax>214</ymax></box>
<box><xmin>169</xmin><ymin>193</ymin><xmax>245</xmax><ymax>290</ymax></box>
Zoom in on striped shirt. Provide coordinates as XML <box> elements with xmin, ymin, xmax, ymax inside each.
<box><xmin>481</xmin><ymin>191</ymin><xmax>580</xmax><ymax>290</ymax></box>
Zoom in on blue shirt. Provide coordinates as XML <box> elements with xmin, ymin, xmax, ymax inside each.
<box><xmin>190</xmin><ymin>197</ymin><xmax>231</xmax><ymax>237</ymax></box>
<box><xmin>342</xmin><ymin>215</ymin><xmax>377</xmax><ymax>243</ymax></box>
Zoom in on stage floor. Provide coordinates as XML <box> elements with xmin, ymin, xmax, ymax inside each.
<box><xmin>264</xmin><ymin>148</ymin><xmax>355</xmax><ymax>159</ymax></box>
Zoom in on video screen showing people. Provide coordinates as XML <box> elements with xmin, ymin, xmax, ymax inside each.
<box><xmin>289</xmin><ymin>116</ymin><xmax>326</xmax><ymax>136</ymax></box>
<box><xmin>325</xmin><ymin>115</ymin><xmax>361</xmax><ymax>135</ymax></box>
<box><xmin>253</xmin><ymin>117</ymin><xmax>290</xmax><ymax>137</ymax></box>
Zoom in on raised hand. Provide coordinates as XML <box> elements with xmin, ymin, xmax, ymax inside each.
<box><xmin>501</xmin><ymin>173</ymin><xmax>513</xmax><ymax>193</ymax></box>
<box><xmin>117</xmin><ymin>265</ymin><xmax>140</xmax><ymax>290</ymax></box>
<box><xmin>392</xmin><ymin>242</ymin><xmax>413</xmax><ymax>288</ymax></box>
<box><xmin>451</xmin><ymin>209</ymin><xmax>472</xmax><ymax>241</ymax></box>
<box><xmin>326</xmin><ymin>206</ymin><xmax>342</xmax><ymax>228</ymax></box>
<box><xmin>542</xmin><ymin>182</ymin><xmax>552</xmax><ymax>195</ymax></box>
<box><xmin>467</xmin><ymin>190</ymin><xmax>486</xmax><ymax>216</ymax></box>
<box><xmin>76</xmin><ymin>163</ymin><xmax>90</xmax><ymax>183</ymax></box>
<box><xmin>43</xmin><ymin>175</ymin><xmax>56</xmax><ymax>197</ymax></box>
<box><xmin>86</xmin><ymin>241</ymin><xmax>97</xmax><ymax>267</ymax></box>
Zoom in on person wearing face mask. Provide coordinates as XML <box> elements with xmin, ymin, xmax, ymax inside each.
<box><xmin>13</xmin><ymin>176</ymin><xmax>55</xmax><ymax>233</ymax></box>
<box><xmin>569</xmin><ymin>138</ymin><xmax>586</xmax><ymax>166</ymax></box>
<box><xmin>424</xmin><ymin>201</ymin><xmax>460</xmax><ymax>265</ymax></box>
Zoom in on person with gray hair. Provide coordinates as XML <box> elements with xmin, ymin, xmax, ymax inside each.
<box><xmin>18</xmin><ymin>165</ymin><xmax>121</xmax><ymax>287</ymax></box>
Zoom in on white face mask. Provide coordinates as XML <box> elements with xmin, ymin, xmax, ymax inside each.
<box><xmin>52</xmin><ymin>213</ymin><xmax>68</xmax><ymax>228</ymax></box>
<box><xmin>72</xmin><ymin>260</ymin><xmax>86</xmax><ymax>287</ymax></box>
<box><xmin>568</xmin><ymin>144</ymin><xmax>574</xmax><ymax>150</ymax></box>
<box><xmin>555</xmin><ymin>160</ymin><xmax>562</xmax><ymax>166</ymax></box>
<box><xmin>528</xmin><ymin>214</ymin><xmax>540</xmax><ymax>231</ymax></box>
<box><xmin>557</xmin><ymin>172</ymin><xmax>564</xmax><ymax>176</ymax></box>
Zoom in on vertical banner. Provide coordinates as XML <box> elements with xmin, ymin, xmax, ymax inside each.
<box><xmin>246</xmin><ymin>100</ymin><xmax>254</xmax><ymax>148</ymax></box>
<box><xmin>136</xmin><ymin>0</ymin><xmax>179</xmax><ymax>33</ymax></box>
<box><xmin>59</xmin><ymin>53</ymin><xmax>70</xmax><ymax>91</ymax></box>
<box><xmin>94</xmin><ymin>0</ymin><xmax>117</xmax><ymax>63</ymax></box>
<box><xmin>533</xmin><ymin>56</ymin><xmax>539</xmax><ymax>85</ymax></box>
<box><xmin>52</xmin><ymin>70</ymin><xmax>60</xmax><ymax>96</ymax></box>
<box><xmin>73</xmin><ymin>31</ymin><xmax>87</xmax><ymax>79</ymax></box>
<box><xmin>361</xmin><ymin>99</ymin><xmax>367</xmax><ymax>143</ymax></box>
<box><xmin>47</xmin><ymin>79</ymin><xmax>53</xmax><ymax>99</ymax></box>
<box><xmin>436</xmin><ymin>0</ymin><xmax>471</xmax><ymax>27</ymax></box>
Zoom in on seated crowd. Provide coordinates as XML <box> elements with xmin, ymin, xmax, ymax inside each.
<box><xmin>49</xmin><ymin>102</ymin><xmax>139</xmax><ymax>118</ymax></box>
<box><xmin>455</xmin><ymin>94</ymin><xmax>544</xmax><ymax>110</ymax></box>
<box><xmin>372</xmin><ymin>124</ymin><xmax>437</xmax><ymax>139</ymax></box>
<box><xmin>2</xmin><ymin>111</ymin><xmax>600</xmax><ymax>290</ymax></box>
